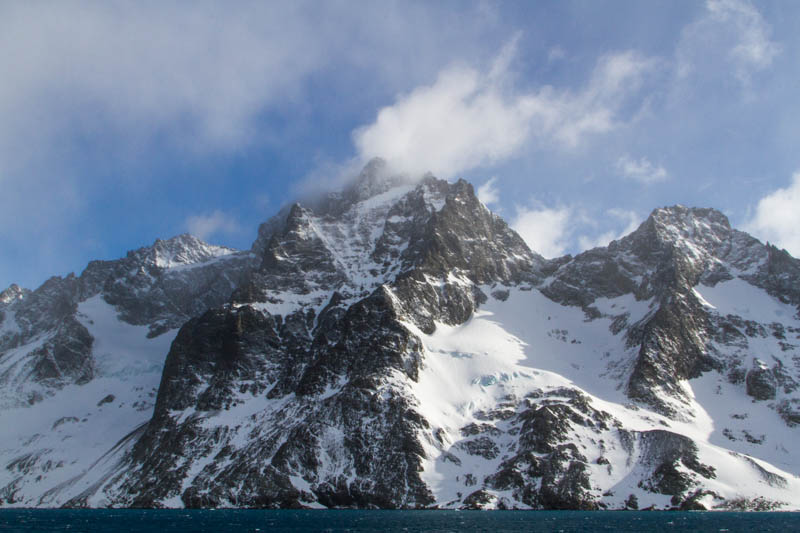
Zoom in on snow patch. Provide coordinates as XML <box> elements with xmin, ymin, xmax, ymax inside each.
<box><xmin>695</xmin><ymin>278</ymin><xmax>798</xmax><ymax>323</ymax></box>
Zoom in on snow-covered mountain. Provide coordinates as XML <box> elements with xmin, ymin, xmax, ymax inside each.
<box><xmin>0</xmin><ymin>234</ymin><xmax>258</xmax><ymax>504</ymax></box>
<box><xmin>1</xmin><ymin>159</ymin><xmax>799</xmax><ymax>511</ymax></box>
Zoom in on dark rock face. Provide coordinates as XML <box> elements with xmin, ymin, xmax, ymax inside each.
<box><xmin>778</xmin><ymin>399</ymin><xmax>800</xmax><ymax>426</ymax></box>
<box><xmin>29</xmin><ymin>316</ymin><xmax>95</xmax><ymax>389</ymax></box>
<box><xmin>625</xmin><ymin>293</ymin><xmax>719</xmax><ymax>416</ymax></box>
<box><xmin>0</xmin><ymin>275</ymin><xmax>93</xmax><ymax>404</ymax></box>
<box><xmin>746</xmin><ymin>361</ymin><xmax>778</xmax><ymax>401</ymax></box>
<box><xmin>412</xmin><ymin>179</ymin><xmax>540</xmax><ymax>285</ymax></box>
<box><xmin>476</xmin><ymin>389</ymin><xmax>612</xmax><ymax>510</ymax></box>
<box><xmin>748</xmin><ymin>245</ymin><xmax>800</xmax><ymax>307</ymax></box>
<box><xmin>636</xmin><ymin>430</ymin><xmax>715</xmax><ymax>495</ymax></box>
<box><xmin>388</xmin><ymin>179</ymin><xmax>541</xmax><ymax>334</ymax></box>
<box><xmin>107</xmin><ymin>288</ymin><xmax>434</xmax><ymax>508</ymax></box>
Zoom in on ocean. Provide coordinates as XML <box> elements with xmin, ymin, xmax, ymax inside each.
<box><xmin>1</xmin><ymin>510</ymin><xmax>799</xmax><ymax>532</ymax></box>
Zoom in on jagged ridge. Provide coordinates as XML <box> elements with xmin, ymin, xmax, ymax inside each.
<box><xmin>1</xmin><ymin>161</ymin><xmax>799</xmax><ymax>510</ymax></box>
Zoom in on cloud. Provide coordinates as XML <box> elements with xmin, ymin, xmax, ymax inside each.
<box><xmin>512</xmin><ymin>204</ymin><xmax>572</xmax><ymax>259</ymax></box>
<box><xmin>0</xmin><ymin>2</ymin><xmax>498</xmax><ymax>157</ymax></box>
<box><xmin>548</xmin><ymin>46</ymin><xmax>567</xmax><ymax>63</ymax></box>
<box><xmin>292</xmin><ymin>156</ymin><xmax>368</xmax><ymax>199</ymax></box>
<box><xmin>512</xmin><ymin>202</ymin><xmax>643</xmax><ymax>258</ymax></box>
<box><xmin>707</xmin><ymin>0</ymin><xmax>780</xmax><ymax>80</ymax></box>
<box><xmin>352</xmin><ymin>38</ymin><xmax>532</xmax><ymax>179</ymax></box>
<box><xmin>743</xmin><ymin>172</ymin><xmax>800</xmax><ymax>257</ymax></box>
<box><xmin>477</xmin><ymin>177</ymin><xmax>500</xmax><ymax>207</ymax></box>
<box><xmin>678</xmin><ymin>0</ymin><xmax>780</xmax><ymax>86</ymax></box>
<box><xmin>0</xmin><ymin>1</ymin><xmax>332</xmax><ymax>281</ymax></box>
<box><xmin>577</xmin><ymin>208</ymin><xmax>642</xmax><ymax>250</ymax></box>
<box><xmin>353</xmin><ymin>40</ymin><xmax>657</xmax><ymax>179</ymax></box>
<box><xmin>616</xmin><ymin>155</ymin><xmax>668</xmax><ymax>184</ymax></box>
<box><xmin>0</xmin><ymin>3</ymin><xmax>325</xmax><ymax>155</ymax></box>
<box><xmin>185</xmin><ymin>210</ymin><xmax>241</xmax><ymax>242</ymax></box>
<box><xmin>0</xmin><ymin>0</ymin><xmax>504</xmax><ymax>288</ymax></box>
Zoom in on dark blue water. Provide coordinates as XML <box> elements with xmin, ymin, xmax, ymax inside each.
<box><xmin>1</xmin><ymin>509</ymin><xmax>799</xmax><ymax>532</ymax></box>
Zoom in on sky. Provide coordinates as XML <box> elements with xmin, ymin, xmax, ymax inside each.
<box><xmin>2</xmin><ymin>0</ymin><xmax>800</xmax><ymax>290</ymax></box>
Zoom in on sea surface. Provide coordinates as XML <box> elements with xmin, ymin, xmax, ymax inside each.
<box><xmin>1</xmin><ymin>509</ymin><xmax>799</xmax><ymax>532</ymax></box>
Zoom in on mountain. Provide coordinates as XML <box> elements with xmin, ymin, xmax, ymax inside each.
<box><xmin>0</xmin><ymin>234</ymin><xmax>258</xmax><ymax>504</ymax></box>
<box><xmin>1</xmin><ymin>159</ymin><xmax>799</xmax><ymax>511</ymax></box>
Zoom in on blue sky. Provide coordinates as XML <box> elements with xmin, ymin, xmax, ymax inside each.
<box><xmin>2</xmin><ymin>0</ymin><xmax>800</xmax><ymax>289</ymax></box>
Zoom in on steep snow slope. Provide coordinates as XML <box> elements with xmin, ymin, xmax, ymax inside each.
<box><xmin>692</xmin><ymin>279</ymin><xmax>800</xmax><ymax>472</ymax></box>
<box><xmin>0</xmin><ymin>297</ymin><xmax>176</xmax><ymax>506</ymax></box>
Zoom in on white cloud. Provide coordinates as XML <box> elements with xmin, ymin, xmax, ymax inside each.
<box><xmin>0</xmin><ymin>2</ymin><xmax>500</xmax><ymax>158</ymax></box>
<box><xmin>578</xmin><ymin>230</ymin><xmax>616</xmax><ymax>252</ymax></box>
<box><xmin>0</xmin><ymin>1</ymin><xmax>503</xmax><ymax>199</ymax></box>
<box><xmin>477</xmin><ymin>177</ymin><xmax>500</xmax><ymax>206</ymax></box>
<box><xmin>743</xmin><ymin>172</ymin><xmax>800</xmax><ymax>257</ymax></box>
<box><xmin>352</xmin><ymin>56</ymin><xmax>530</xmax><ymax>179</ymax></box>
<box><xmin>512</xmin><ymin>204</ymin><xmax>572</xmax><ymax>259</ymax></box>
<box><xmin>577</xmin><ymin>208</ymin><xmax>642</xmax><ymax>250</ymax></box>
<box><xmin>0</xmin><ymin>1</ymin><xmax>330</xmax><ymax>269</ymax></box>
<box><xmin>292</xmin><ymin>156</ymin><xmax>367</xmax><ymax>199</ymax></box>
<box><xmin>185</xmin><ymin>210</ymin><xmax>241</xmax><ymax>242</ymax></box>
<box><xmin>678</xmin><ymin>0</ymin><xmax>780</xmax><ymax>86</ymax></box>
<box><xmin>548</xmin><ymin>46</ymin><xmax>567</xmax><ymax>63</ymax></box>
<box><xmin>0</xmin><ymin>3</ymin><xmax>324</xmax><ymax>153</ymax></box>
<box><xmin>616</xmin><ymin>155</ymin><xmax>668</xmax><ymax>184</ymax></box>
<box><xmin>0</xmin><ymin>0</ymin><xmax>504</xmax><ymax>288</ymax></box>
<box><xmin>707</xmin><ymin>0</ymin><xmax>780</xmax><ymax>80</ymax></box>
<box><xmin>512</xmin><ymin>202</ymin><xmax>643</xmax><ymax>258</ymax></box>
<box><xmin>354</xmin><ymin>41</ymin><xmax>657</xmax><ymax>179</ymax></box>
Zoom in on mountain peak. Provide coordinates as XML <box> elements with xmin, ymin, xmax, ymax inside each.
<box><xmin>251</xmin><ymin>159</ymin><xmax>431</xmax><ymax>256</ymax></box>
<box><xmin>621</xmin><ymin>205</ymin><xmax>735</xmax><ymax>263</ymax></box>
<box><xmin>360</xmin><ymin>156</ymin><xmax>388</xmax><ymax>176</ymax></box>
<box><xmin>345</xmin><ymin>157</ymin><xmax>415</xmax><ymax>203</ymax></box>
<box><xmin>0</xmin><ymin>283</ymin><xmax>27</xmax><ymax>304</ymax></box>
<box><xmin>648</xmin><ymin>205</ymin><xmax>731</xmax><ymax>231</ymax></box>
<box><xmin>145</xmin><ymin>234</ymin><xmax>237</xmax><ymax>269</ymax></box>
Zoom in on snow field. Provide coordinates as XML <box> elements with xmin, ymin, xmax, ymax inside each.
<box><xmin>407</xmin><ymin>284</ymin><xmax>800</xmax><ymax>509</ymax></box>
<box><xmin>0</xmin><ymin>296</ymin><xmax>177</xmax><ymax>507</ymax></box>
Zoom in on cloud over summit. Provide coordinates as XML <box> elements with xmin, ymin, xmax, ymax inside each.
<box><xmin>353</xmin><ymin>43</ymin><xmax>657</xmax><ymax>180</ymax></box>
